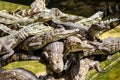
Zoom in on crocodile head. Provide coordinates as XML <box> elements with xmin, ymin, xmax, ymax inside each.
<box><xmin>29</xmin><ymin>29</ymin><xmax>79</xmax><ymax>50</ymax></box>
<box><xmin>42</xmin><ymin>42</ymin><xmax>64</xmax><ymax>73</ymax></box>
<box><xmin>88</xmin><ymin>23</ymin><xmax>110</xmax><ymax>38</ymax></box>
<box><xmin>52</xmin><ymin>29</ymin><xmax>79</xmax><ymax>41</ymax></box>
<box><xmin>42</xmin><ymin>50</ymin><xmax>64</xmax><ymax>73</ymax></box>
<box><xmin>64</xmin><ymin>36</ymin><xmax>94</xmax><ymax>53</ymax></box>
<box><xmin>49</xmin><ymin>53</ymin><xmax>64</xmax><ymax>73</ymax></box>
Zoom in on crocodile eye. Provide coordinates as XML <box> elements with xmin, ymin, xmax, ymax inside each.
<box><xmin>78</xmin><ymin>42</ymin><xmax>81</xmax><ymax>45</ymax></box>
<box><xmin>56</xmin><ymin>61</ymin><xmax>59</xmax><ymax>63</ymax></box>
<box><xmin>50</xmin><ymin>55</ymin><xmax>53</xmax><ymax>58</ymax></box>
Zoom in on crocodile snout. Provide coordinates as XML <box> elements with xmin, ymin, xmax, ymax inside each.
<box><xmin>81</xmin><ymin>42</ymin><xmax>94</xmax><ymax>49</ymax></box>
<box><xmin>50</xmin><ymin>60</ymin><xmax>64</xmax><ymax>73</ymax></box>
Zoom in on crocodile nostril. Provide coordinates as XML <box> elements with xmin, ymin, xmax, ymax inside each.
<box><xmin>56</xmin><ymin>61</ymin><xmax>59</xmax><ymax>63</ymax></box>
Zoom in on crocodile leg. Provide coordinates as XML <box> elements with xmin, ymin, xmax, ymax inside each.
<box><xmin>0</xmin><ymin>22</ymin><xmax>53</xmax><ymax>60</ymax></box>
<box><xmin>70</xmin><ymin>58</ymin><xmax>103</xmax><ymax>80</ymax></box>
<box><xmin>2</xmin><ymin>45</ymin><xmax>14</xmax><ymax>60</ymax></box>
<box><xmin>0</xmin><ymin>39</ymin><xmax>15</xmax><ymax>60</ymax></box>
<box><xmin>93</xmin><ymin>61</ymin><xmax>104</xmax><ymax>73</ymax></box>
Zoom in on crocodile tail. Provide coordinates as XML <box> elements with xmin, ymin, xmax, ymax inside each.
<box><xmin>0</xmin><ymin>53</ymin><xmax>40</xmax><ymax>67</ymax></box>
<box><xmin>108</xmin><ymin>18</ymin><xmax>120</xmax><ymax>29</ymax></box>
<box><xmin>0</xmin><ymin>68</ymin><xmax>39</xmax><ymax>80</ymax></box>
<box><xmin>102</xmin><ymin>4</ymin><xmax>120</xmax><ymax>18</ymax></box>
<box><xmin>101</xmin><ymin>18</ymin><xmax>120</xmax><ymax>29</ymax></box>
<box><xmin>16</xmin><ymin>8</ymin><xmax>41</xmax><ymax>17</ymax></box>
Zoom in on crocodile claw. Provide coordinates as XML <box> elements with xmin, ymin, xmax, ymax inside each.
<box><xmin>99</xmin><ymin>70</ymin><xmax>105</xmax><ymax>74</ymax></box>
<box><xmin>2</xmin><ymin>45</ymin><xmax>14</xmax><ymax>60</ymax></box>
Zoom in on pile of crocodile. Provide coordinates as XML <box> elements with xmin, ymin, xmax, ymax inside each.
<box><xmin>0</xmin><ymin>0</ymin><xmax>120</xmax><ymax>80</ymax></box>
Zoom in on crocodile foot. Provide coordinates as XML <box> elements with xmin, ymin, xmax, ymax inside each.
<box><xmin>99</xmin><ymin>70</ymin><xmax>105</xmax><ymax>74</ymax></box>
<box><xmin>1</xmin><ymin>45</ymin><xmax>14</xmax><ymax>60</ymax></box>
<box><xmin>93</xmin><ymin>61</ymin><xmax>105</xmax><ymax>73</ymax></box>
<box><xmin>0</xmin><ymin>38</ymin><xmax>15</xmax><ymax>60</ymax></box>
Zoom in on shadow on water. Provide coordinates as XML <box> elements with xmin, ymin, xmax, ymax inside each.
<box><xmin>2</xmin><ymin>0</ymin><xmax>34</xmax><ymax>5</ymax></box>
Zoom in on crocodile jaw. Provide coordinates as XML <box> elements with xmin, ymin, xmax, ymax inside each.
<box><xmin>54</xmin><ymin>29</ymin><xmax>79</xmax><ymax>39</ymax></box>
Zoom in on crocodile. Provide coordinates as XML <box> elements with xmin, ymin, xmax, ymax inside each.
<box><xmin>75</xmin><ymin>11</ymin><xmax>104</xmax><ymax>27</ymax></box>
<box><xmin>79</xmin><ymin>37</ymin><xmax>120</xmax><ymax>59</ymax></box>
<box><xmin>3</xmin><ymin>3</ymin><xmax>119</xmax><ymax>26</ymax></box>
<box><xmin>50</xmin><ymin>4</ymin><xmax>120</xmax><ymax>35</ymax></box>
<box><xmin>29</xmin><ymin>0</ymin><xmax>84</xmax><ymax>22</ymax></box>
<box><xmin>64</xmin><ymin>37</ymin><xmax>120</xmax><ymax>70</ymax></box>
<box><xmin>0</xmin><ymin>52</ymin><xmax>41</xmax><ymax>67</ymax></box>
<box><xmin>70</xmin><ymin>58</ymin><xmax>103</xmax><ymax>80</ymax></box>
<box><xmin>75</xmin><ymin>4</ymin><xmax>120</xmax><ymax>27</ymax></box>
<box><xmin>0</xmin><ymin>10</ymin><xmax>35</xmax><ymax>25</ymax></box>
<box><xmin>10</xmin><ymin>8</ymin><xmax>83</xmax><ymax>24</ymax></box>
<box><xmin>30</xmin><ymin>0</ymin><xmax>120</xmax><ymax>23</ymax></box>
<box><xmin>18</xmin><ymin>28</ymin><xmax>79</xmax><ymax>51</ymax></box>
<box><xmin>0</xmin><ymin>22</ymin><xmax>53</xmax><ymax>60</ymax></box>
<box><xmin>0</xmin><ymin>24</ymin><xmax>17</xmax><ymax>36</ymax></box>
<box><xmin>0</xmin><ymin>68</ymin><xmax>39</xmax><ymax>80</ymax></box>
<box><xmin>52</xmin><ymin>18</ymin><xmax>120</xmax><ymax>41</ymax></box>
<box><xmin>63</xmin><ymin>36</ymin><xmax>94</xmax><ymax>59</ymax></box>
<box><xmin>52</xmin><ymin>19</ymin><xmax>89</xmax><ymax>36</ymax></box>
<box><xmin>29</xmin><ymin>7</ymin><xmax>84</xmax><ymax>22</ymax></box>
<box><xmin>86</xmin><ymin>18</ymin><xmax>120</xmax><ymax>41</ymax></box>
<box><xmin>42</xmin><ymin>41</ymin><xmax>64</xmax><ymax>73</ymax></box>
<box><xmin>8</xmin><ymin>2</ymin><xmax>119</xmax><ymax>25</ymax></box>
